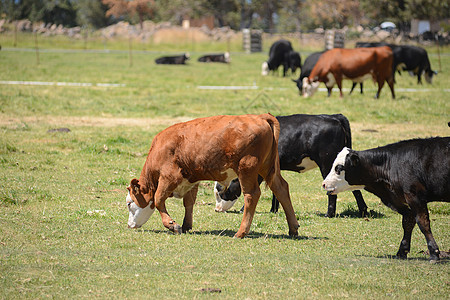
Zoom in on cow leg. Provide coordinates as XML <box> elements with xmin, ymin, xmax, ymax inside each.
<box><xmin>326</xmin><ymin>194</ymin><xmax>337</xmax><ymax>217</ymax></box>
<box><xmin>396</xmin><ymin>212</ymin><xmax>415</xmax><ymax>259</ymax></box>
<box><xmin>182</xmin><ymin>184</ymin><xmax>198</xmax><ymax>233</ymax></box>
<box><xmin>375</xmin><ymin>80</ymin><xmax>386</xmax><ymax>99</ymax></box>
<box><xmin>349</xmin><ymin>82</ymin><xmax>357</xmax><ymax>95</ymax></box>
<box><xmin>335</xmin><ymin>78</ymin><xmax>343</xmax><ymax>97</ymax></box>
<box><xmin>359</xmin><ymin>83</ymin><xmax>363</xmax><ymax>94</ymax></box>
<box><xmin>386</xmin><ymin>76</ymin><xmax>395</xmax><ymax>99</ymax></box>
<box><xmin>415</xmin><ymin>207</ymin><xmax>441</xmax><ymax>261</ymax></box>
<box><xmin>267</xmin><ymin>174</ymin><xmax>299</xmax><ymax>237</ymax></box>
<box><xmin>352</xmin><ymin>190</ymin><xmax>368</xmax><ymax>217</ymax></box>
<box><xmin>327</xmin><ymin>87</ymin><xmax>332</xmax><ymax>97</ymax></box>
<box><xmin>235</xmin><ymin>176</ymin><xmax>261</xmax><ymax>238</ymax></box>
<box><xmin>154</xmin><ymin>180</ymin><xmax>182</xmax><ymax>234</ymax></box>
<box><xmin>270</xmin><ymin>194</ymin><xmax>280</xmax><ymax>213</ymax></box>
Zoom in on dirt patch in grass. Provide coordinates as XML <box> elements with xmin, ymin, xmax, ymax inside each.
<box><xmin>0</xmin><ymin>115</ymin><xmax>193</xmax><ymax>129</ymax></box>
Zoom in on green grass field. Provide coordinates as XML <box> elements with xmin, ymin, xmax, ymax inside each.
<box><xmin>0</xmin><ymin>34</ymin><xmax>449</xmax><ymax>298</ymax></box>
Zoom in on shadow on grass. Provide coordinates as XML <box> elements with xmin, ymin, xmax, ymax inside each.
<box><xmin>314</xmin><ymin>208</ymin><xmax>386</xmax><ymax>219</ymax></box>
<box><xmin>138</xmin><ymin>228</ymin><xmax>328</xmax><ymax>241</ymax></box>
<box><xmin>356</xmin><ymin>253</ymin><xmax>450</xmax><ymax>264</ymax></box>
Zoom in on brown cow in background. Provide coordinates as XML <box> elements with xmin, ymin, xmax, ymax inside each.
<box><xmin>126</xmin><ymin>114</ymin><xmax>299</xmax><ymax>238</ymax></box>
<box><xmin>302</xmin><ymin>46</ymin><xmax>395</xmax><ymax>99</ymax></box>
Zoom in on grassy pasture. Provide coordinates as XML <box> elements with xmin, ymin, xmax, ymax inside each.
<box><xmin>0</xmin><ymin>35</ymin><xmax>449</xmax><ymax>299</ymax></box>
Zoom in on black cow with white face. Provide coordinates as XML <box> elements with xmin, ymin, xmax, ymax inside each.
<box><xmin>215</xmin><ymin>114</ymin><xmax>368</xmax><ymax>218</ymax></box>
<box><xmin>198</xmin><ymin>52</ymin><xmax>230</xmax><ymax>63</ymax></box>
<box><xmin>322</xmin><ymin>137</ymin><xmax>450</xmax><ymax>261</ymax></box>
<box><xmin>262</xmin><ymin>40</ymin><xmax>301</xmax><ymax>77</ymax></box>
<box><xmin>155</xmin><ymin>53</ymin><xmax>190</xmax><ymax>65</ymax></box>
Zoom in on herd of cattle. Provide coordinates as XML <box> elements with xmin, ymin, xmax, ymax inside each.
<box><xmin>126</xmin><ymin>40</ymin><xmax>447</xmax><ymax>262</ymax></box>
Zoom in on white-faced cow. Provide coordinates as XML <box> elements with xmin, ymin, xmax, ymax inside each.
<box><xmin>262</xmin><ymin>40</ymin><xmax>301</xmax><ymax>77</ymax></box>
<box><xmin>322</xmin><ymin>137</ymin><xmax>450</xmax><ymax>261</ymax></box>
<box><xmin>126</xmin><ymin>114</ymin><xmax>299</xmax><ymax>238</ymax></box>
<box><xmin>303</xmin><ymin>46</ymin><xmax>395</xmax><ymax>99</ymax></box>
<box><xmin>198</xmin><ymin>52</ymin><xmax>230</xmax><ymax>63</ymax></box>
<box><xmin>155</xmin><ymin>53</ymin><xmax>190</xmax><ymax>64</ymax></box>
<box><xmin>215</xmin><ymin>114</ymin><xmax>368</xmax><ymax>218</ymax></box>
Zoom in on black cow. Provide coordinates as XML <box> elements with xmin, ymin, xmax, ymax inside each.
<box><xmin>155</xmin><ymin>53</ymin><xmax>190</xmax><ymax>65</ymax></box>
<box><xmin>215</xmin><ymin>114</ymin><xmax>368</xmax><ymax>218</ymax></box>
<box><xmin>198</xmin><ymin>52</ymin><xmax>230</xmax><ymax>63</ymax></box>
<box><xmin>323</xmin><ymin>137</ymin><xmax>450</xmax><ymax>261</ymax></box>
<box><xmin>292</xmin><ymin>51</ymin><xmax>326</xmax><ymax>94</ymax></box>
<box><xmin>350</xmin><ymin>43</ymin><xmax>437</xmax><ymax>94</ymax></box>
<box><xmin>262</xmin><ymin>40</ymin><xmax>301</xmax><ymax>77</ymax></box>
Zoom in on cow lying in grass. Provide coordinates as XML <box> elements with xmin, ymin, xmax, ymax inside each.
<box><xmin>322</xmin><ymin>137</ymin><xmax>450</xmax><ymax>261</ymax></box>
<box><xmin>126</xmin><ymin>114</ymin><xmax>299</xmax><ymax>238</ymax></box>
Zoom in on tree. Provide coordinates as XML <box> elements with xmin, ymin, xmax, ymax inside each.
<box><xmin>76</xmin><ymin>0</ymin><xmax>112</xmax><ymax>29</ymax></box>
<box><xmin>102</xmin><ymin>0</ymin><xmax>155</xmax><ymax>29</ymax></box>
<box><xmin>307</xmin><ymin>0</ymin><xmax>362</xmax><ymax>29</ymax></box>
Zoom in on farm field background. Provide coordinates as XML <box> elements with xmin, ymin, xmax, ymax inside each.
<box><xmin>0</xmin><ymin>35</ymin><xmax>449</xmax><ymax>298</ymax></box>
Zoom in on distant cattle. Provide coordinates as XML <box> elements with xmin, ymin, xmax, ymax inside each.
<box><xmin>262</xmin><ymin>40</ymin><xmax>301</xmax><ymax>77</ymax></box>
<box><xmin>198</xmin><ymin>52</ymin><xmax>230</xmax><ymax>63</ymax></box>
<box><xmin>323</xmin><ymin>137</ymin><xmax>450</xmax><ymax>261</ymax></box>
<box><xmin>303</xmin><ymin>46</ymin><xmax>395</xmax><ymax>99</ymax></box>
<box><xmin>214</xmin><ymin>114</ymin><xmax>368</xmax><ymax>218</ymax></box>
<box><xmin>155</xmin><ymin>53</ymin><xmax>190</xmax><ymax>64</ymax></box>
<box><xmin>292</xmin><ymin>51</ymin><xmax>326</xmax><ymax>94</ymax></box>
<box><xmin>351</xmin><ymin>42</ymin><xmax>437</xmax><ymax>94</ymax></box>
<box><xmin>126</xmin><ymin>114</ymin><xmax>299</xmax><ymax>238</ymax></box>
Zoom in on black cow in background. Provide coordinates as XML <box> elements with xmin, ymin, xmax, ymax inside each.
<box><xmin>292</xmin><ymin>51</ymin><xmax>326</xmax><ymax>94</ymax></box>
<box><xmin>198</xmin><ymin>52</ymin><xmax>230</xmax><ymax>63</ymax></box>
<box><xmin>214</xmin><ymin>114</ymin><xmax>368</xmax><ymax>218</ymax></box>
<box><xmin>350</xmin><ymin>42</ymin><xmax>437</xmax><ymax>94</ymax></box>
<box><xmin>155</xmin><ymin>53</ymin><xmax>190</xmax><ymax>64</ymax></box>
<box><xmin>262</xmin><ymin>39</ymin><xmax>301</xmax><ymax>77</ymax></box>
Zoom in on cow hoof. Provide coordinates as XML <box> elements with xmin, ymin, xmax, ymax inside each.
<box><xmin>234</xmin><ymin>232</ymin><xmax>246</xmax><ymax>239</ymax></box>
<box><xmin>289</xmin><ymin>229</ymin><xmax>298</xmax><ymax>237</ymax></box>
<box><xmin>182</xmin><ymin>225</ymin><xmax>192</xmax><ymax>233</ymax></box>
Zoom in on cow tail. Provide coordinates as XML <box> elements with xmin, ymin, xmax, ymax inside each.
<box><xmin>261</xmin><ymin>113</ymin><xmax>281</xmax><ymax>187</ymax></box>
<box><xmin>335</xmin><ymin>114</ymin><xmax>353</xmax><ymax>148</ymax></box>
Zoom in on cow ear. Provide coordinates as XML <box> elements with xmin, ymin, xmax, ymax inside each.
<box><xmin>129</xmin><ymin>178</ymin><xmax>140</xmax><ymax>195</ymax></box>
<box><xmin>292</xmin><ymin>79</ymin><xmax>299</xmax><ymax>83</ymax></box>
<box><xmin>347</xmin><ymin>152</ymin><xmax>360</xmax><ymax>167</ymax></box>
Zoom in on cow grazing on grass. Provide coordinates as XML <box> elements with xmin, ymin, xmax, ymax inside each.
<box><xmin>322</xmin><ymin>137</ymin><xmax>450</xmax><ymax>261</ymax></box>
<box><xmin>198</xmin><ymin>52</ymin><xmax>230</xmax><ymax>63</ymax></box>
<box><xmin>155</xmin><ymin>53</ymin><xmax>190</xmax><ymax>64</ymax></box>
<box><xmin>126</xmin><ymin>114</ymin><xmax>299</xmax><ymax>238</ymax></box>
<box><xmin>303</xmin><ymin>46</ymin><xmax>395</xmax><ymax>99</ymax></box>
<box><xmin>215</xmin><ymin>114</ymin><xmax>368</xmax><ymax>218</ymax></box>
<box><xmin>262</xmin><ymin>40</ymin><xmax>301</xmax><ymax>77</ymax></box>
<box><xmin>292</xmin><ymin>51</ymin><xmax>326</xmax><ymax>94</ymax></box>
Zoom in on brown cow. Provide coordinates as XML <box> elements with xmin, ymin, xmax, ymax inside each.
<box><xmin>302</xmin><ymin>46</ymin><xmax>395</xmax><ymax>99</ymax></box>
<box><xmin>126</xmin><ymin>114</ymin><xmax>299</xmax><ymax>238</ymax></box>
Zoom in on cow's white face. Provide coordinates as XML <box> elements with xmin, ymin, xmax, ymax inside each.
<box><xmin>126</xmin><ymin>192</ymin><xmax>155</xmax><ymax>228</ymax></box>
<box><xmin>214</xmin><ymin>183</ymin><xmax>238</xmax><ymax>212</ymax></box>
<box><xmin>224</xmin><ymin>52</ymin><xmax>231</xmax><ymax>63</ymax></box>
<box><xmin>302</xmin><ymin>77</ymin><xmax>320</xmax><ymax>97</ymax></box>
<box><xmin>322</xmin><ymin>148</ymin><xmax>364</xmax><ymax>195</ymax></box>
<box><xmin>261</xmin><ymin>62</ymin><xmax>269</xmax><ymax>76</ymax></box>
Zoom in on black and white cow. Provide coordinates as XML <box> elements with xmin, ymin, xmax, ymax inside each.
<box><xmin>292</xmin><ymin>51</ymin><xmax>326</xmax><ymax>94</ymax></box>
<box><xmin>350</xmin><ymin>43</ymin><xmax>437</xmax><ymax>94</ymax></box>
<box><xmin>262</xmin><ymin>40</ymin><xmax>301</xmax><ymax>77</ymax></box>
<box><xmin>322</xmin><ymin>137</ymin><xmax>450</xmax><ymax>261</ymax></box>
<box><xmin>198</xmin><ymin>52</ymin><xmax>230</xmax><ymax>63</ymax></box>
<box><xmin>215</xmin><ymin>114</ymin><xmax>368</xmax><ymax>217</ymax></box>
<box><xmin>155</xmin><ymin>53</ymin><xmax>190</xmax><ymax>64</ymax></box>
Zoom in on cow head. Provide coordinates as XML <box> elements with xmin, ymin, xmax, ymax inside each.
<box><xmin>126</xmin><ymin>179</ymin><xmax>155</xmax><ymax>228</ymax></box>
<box><xmin>224</xmin><ymin>52</ymin><xmax>231</xmax><ymax>63</ymax></box>
<box><xmin>322</xmin><ymin>148</ymin><xmax>365</xmax><ymax>195</ymax></box>
<box><xmin>302</xmin><ymin>77</ymin><xmax>320</xmax><ymax>97</ymax></box>
<box><xmin>425</xmin><ymin>69</ymin><xmax>437</xmax><ymax>84</ymax></box>
<box><xmin>261</xmin><ymin>62</ymin><xmax>269</xmax><ymax>76</ymax></box>
<box><xmin>292</xmin><ymin>78</ymin><xmax>302</xmax><ymax>95</ymax></box>
<box><xmin>214</xmin><ymin>181</ymin><xmax>239</xmax><ymax>212</ymax></box>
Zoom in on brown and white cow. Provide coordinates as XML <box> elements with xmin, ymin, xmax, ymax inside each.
<box><xmin>126</xmin><ymin>114</ymin><xmax>299</xmax><ymax>238</ymax></box>
<box><xmin>302</xmin><ymin>46</ymin><xmax>395</xmax><ymax>99</ymax></box>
